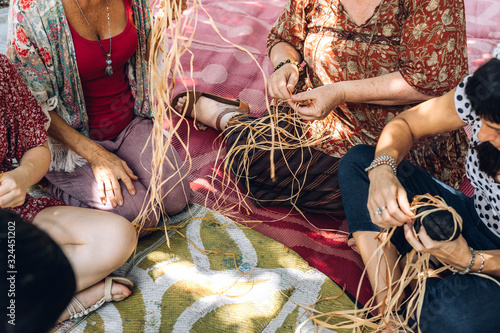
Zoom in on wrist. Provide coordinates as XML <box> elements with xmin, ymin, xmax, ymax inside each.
<box><xmin>367</xmin><ymin>164</ymin><xmax>394</xmax><ymax>181</ymax></box>
<box><xmin>332</xmin><ymin>81</ymin><xmax>348</xmax><ymax>104</ymax></box>
<box><xmin>450</xmin><ymin>247</ymin><xmax>477</xmax><ymax>274</ymax></box>
<box><xmin>462</xmin><ymin>249</ymin><xmax>486</xmax><ymax>273</ymax></box>
<box><xmin>10</xmin><ymin>167</ymin><xmax>31</xmax><ymax>191</ymax></box>
<box><xmin>273</xmin><ymin>59</ymin><xmax>301</xmax><ymax>73</ymax></box>
<box><xmin>365</xmin><ymin>155</ymin><xmax>398</xmax><ymax>175</ymax></box>
<box><xmin>75</xmin><ymin>134</ymin><xmax>107</xmax><ymax>163</ymax></box>
<box><xmin>474</xmin><ymin>250</ymin><xmax>486</xmax><ymax>273</ymax></box>
<box><xmin>85</xmin><ymin>142</ymin><xmax>107</xmax><ymax>165</ymax></box>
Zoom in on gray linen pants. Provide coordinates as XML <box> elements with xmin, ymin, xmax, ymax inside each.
<box><xmin>45</xmin><ymin>116</ymin><xmax>191</xmax><ymax>235</ymax></box>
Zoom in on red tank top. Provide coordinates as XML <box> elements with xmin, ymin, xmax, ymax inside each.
<box><xmin>70</xmin><ymin>0</ymin><xmax>138</xmax><ymax>140</ymax></box>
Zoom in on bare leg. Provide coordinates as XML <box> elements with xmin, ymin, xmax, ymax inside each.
<box><xmin>352</xmin><ymin>231</ymin><xmax>403</xmax><ymax>310</ymax></box>
<box><xmin>33</xmin><ymin>206</ymin><xmax>137</xmax><ymax>321</ymax></box>
<box><xmin>174</xmin><ymin>95</ymin><xmax>241</xmax><ymax>130</ymax></box>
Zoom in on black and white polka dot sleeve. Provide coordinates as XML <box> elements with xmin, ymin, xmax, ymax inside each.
<box><xmin>454</xmin><ymin>75</ymin><xmax>475</xmax><ymax>125</ymax></box>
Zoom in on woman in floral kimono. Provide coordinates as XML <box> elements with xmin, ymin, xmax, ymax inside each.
<box><xmin>7</xmin><ymin>0</ymin><xmax>190</xmax><ymax>235</ymax></box>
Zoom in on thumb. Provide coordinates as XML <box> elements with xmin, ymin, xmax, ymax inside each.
<box><xmin>286</xmin><ymin>72</ymin><xmax>299</xmax><ymax>90</ymax></box>
<box><xmin>291</xmin><ymin>90</ymin><xmax>311</xmax><ymax>102</ymax></box>
<box><xmin>397</xmin><ymin>189</ymin><xmax>414</xmax><ymax>218</ymax></box>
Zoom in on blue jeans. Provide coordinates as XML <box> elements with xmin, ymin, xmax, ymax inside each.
<box><xmin>339</xmin><ymin>144</ymin><xmax>500</xmax><ymax>333</ymax></box>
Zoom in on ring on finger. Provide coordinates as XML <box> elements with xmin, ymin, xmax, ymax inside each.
<box><xmin>375</xmin><ymin>206</ymin><xmax>386</xmax><ymax>215</ymax></box>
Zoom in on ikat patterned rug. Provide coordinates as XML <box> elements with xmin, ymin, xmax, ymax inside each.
<box><xmin>52</xmin><ymin>204</ymin><xmax>356</xmax><ymax>333</ymax></box>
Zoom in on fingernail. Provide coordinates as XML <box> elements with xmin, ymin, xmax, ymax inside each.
<box><xmin>112</xmin><ymin>202</ymin><xmax>117</xmax><ymax>208</ymax></box>
<box><xmin>101</xmin><ymin>199</ymin><xmax>106</xmax><ymax>205</ymax></box>
<box><xmin>131</xmin><ymin>191</ymin><xmax>136</xmax><ymax>196</ymax></box>
<box><xmin>119</xmin><ymin>200</ymin><xmax>123</xmax><ymax>206</ymax></box>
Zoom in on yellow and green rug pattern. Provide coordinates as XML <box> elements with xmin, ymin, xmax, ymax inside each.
<box><xmin>54</xmin><ymin>204</ymin><xmax>355</xmax><ymax>333</ymax></box>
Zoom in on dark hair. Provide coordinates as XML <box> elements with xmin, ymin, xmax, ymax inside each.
<box><xmin>473</xmin><ymin>141</ymin><xmax>500</xmax><ymax>179</ymax></box>
<box><xmin>0</xmin><ymin>210</ymin><xmax>76</xmax><ymax>333</ymax></box>
<box><xmin>465</xmin><ymin>58</ymin><xmax>500</xmax><ymax>123</ymax></box>
<box><xmin>466</xmin><ymin>58</ymin><xmax>500</xmax><ymax>178</ymax></box>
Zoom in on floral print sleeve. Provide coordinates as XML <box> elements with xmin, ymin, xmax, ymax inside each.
<box><xmin>263</xmin><ymin>0</ymin><xmax>468</xmax><ymax>189</ymax></box>
<box><xmin>7</xmin><ymin>0</ymin><xmax>152</xmax><ymax>127</ymax></box>
<box><xmin>398</xmin><ymin>0</ymin><xmax>468</xmax><ymax>96</ymax></box>
<box><xmin>7</xmin><ymin>0</ymin><xmax>91</xmax><ymax>130</ymax></box>
<box><xmin>7</xmin><ymin>0</ymin><xmax>152</xmax><ymax>172</ymax></box>
<box><xmin>0</xmin><ymin>54</ymin><xmax>65</xmax><ymax>222</ymax></box>
<box><xmin>0</xmin><ymin>54</ymin><xmax>48</xmax><ymax>165</ymax></box>
<box><xmin>267</xmin><ymin>0</ymin><xmax>310</xmax><ymax>56</ymax></box>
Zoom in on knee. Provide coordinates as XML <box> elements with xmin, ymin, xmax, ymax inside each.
<box><xmin>129</xmin><ymin>188</ymin><xmax>191</xmax><ymax>238</ymax></box>
<box><xmin>338</xmin><ymin>144</ymin><xmax>375</xmax><ymax>191</ymax></box>
<box><xmin>338</xmin><ymin>144</ymin><xmax>375</xmax><ymax>178</ymax></box>
<box><xmin>163</xmin><ymin>179</ymin><xmax>191</xmax><ymax>215</ymax></box>
<box><xmin>339</xmin><ymin>145</ymin><xmax>375</xmax><ymax>181</ymax></box>
<box><xmin>102</xmin><ymin>215</ymin><xmax>137</xmax><ymax>264</ymax></box>
<box><xmin>163</xmin><ymin>170</ymin><xmax>193</xmax><ymax>215</ymax></box>
<box><xmin>133</xmin><ymin>185</ymin><xmax>191</xmax><ymax>238</ymax></box>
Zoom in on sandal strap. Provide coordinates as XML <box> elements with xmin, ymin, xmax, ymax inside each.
<box><xmin>171</xmin><ymin>91</ymin><xmax>250</xmax><ymax>123</ymax></box>
<box><xmin>215</xmin><ymin>108</ymin><xmax>245</xmax><ymax>131</ymax></box>
<box><xmin>67</xmin><ymin>296</ymin><xmax>106</xmax><ymax>320</ymax></box>
<box><xmin>65</xmin><ymin>276</ymin><xmax>133</xmax><ymax>320</ymax></box>
<box><xmin>104</xmin><ymin>276</ymin><xmax>114</xmax><ymax>302</ymax></box>
<box><xmin>199</xmin><ymin>92</ymin><xmax>249</xmax><ymax>113</ymax></box>
<box><xmin>67</xmin><ymin>297</ymin><xmax>85</xmax><ymax>318</ymax></box>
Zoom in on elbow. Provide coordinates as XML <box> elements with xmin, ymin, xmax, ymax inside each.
<box><xmin>41</xmin><ymin>142</ymin><xmax>52</xmax><ymax>171</ymax></box>
<box><xmin>409</xmin><ymin>90</ymin><xmax>434</xmax><ymax>104</ymax></box>
<box><xmin>397</xmin><ymin>81</ymin><xmax>435</xmax><ymax>105</ymax></box>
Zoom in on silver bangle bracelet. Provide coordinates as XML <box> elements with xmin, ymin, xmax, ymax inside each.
<box><xmin>365</xmin><ymin>155</ymin><xmax>398</xmax><ymax>175</ymax></box>
<box><xmin>450</xmin><ymin>247</ymin><xmax>476</xmax><ymax>275</ymax></box>
<box><xmin>476</xmin><ymin>250</ymin><xmax>485</xmax><ymax>274</ymax></box>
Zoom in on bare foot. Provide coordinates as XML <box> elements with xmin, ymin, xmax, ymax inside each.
<box><xmin>59</xmin><ymin>280</ymin><xmax>132</xmax><ymax>321</ymax></box>
<box><xmin>347</xmin><ymin>237</ymin><xmax>360</xmax><ymax>254</ymax></box>
<box><xmin>174</xmin><ymin>95</ymin><xmax>241</xmax><ymax>130</ymax></box>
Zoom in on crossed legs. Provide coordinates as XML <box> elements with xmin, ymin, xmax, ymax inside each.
<box><xmin>33</xmin><ymin>206</ymin><xmax>137</xmax><ymax>321</ymax></box>
<box><xmin>174</xmin><ymin>93</ymin><xmax>345</xmax><ymax>215</ymax></box>
<box><xmin>45</xmin><ymin>117</ymin><xmax>191</xmax><ymax>236</ymax></box>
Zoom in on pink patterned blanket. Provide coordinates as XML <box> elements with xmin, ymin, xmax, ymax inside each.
<box><xmin>165</xmin><ymin>0</ymin><xmax>500</xmax><ymax>305</ymax></box>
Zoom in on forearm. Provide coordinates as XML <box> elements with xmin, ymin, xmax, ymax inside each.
<box><xmin>334</xmin><ymin>71</ymin><xmax>433</xmax><ymax>106</ymax></box>
<box><xmin>269</xmin><ymin>42</ymin><xmax>302</xmax><ymax>68</ymax></box>
<box><xmin>475</xmin><ymin>250</ymin><xmax>500</xmax><ymax>278</ymax></box>
<box><xmin>449</xmin><ymin>248</ymin><xmax>500</xmax><ymax>278</ymax></box>
<box><xmin>48</xmin><ymin>111</ymin><xmax>103</xmax><ymax>163</ymax></box>
<box><xmin>366</xmin><ymin>117</ymin><xmax>414</xmax><ymax>183</ymax></box>
<box><xmin>16</xmin><ymin>142</ymin><xmax>51</xmax><ymax>187</ymax></box>
<box><xmin>373</xmin><ymin>118</ymin><xmax>414</xmax><ymax>166</ymax></box>
<box><xmin>373</xmin><ymin>90</ymin><xmax>465</xmax><ymax>164</ymax></box>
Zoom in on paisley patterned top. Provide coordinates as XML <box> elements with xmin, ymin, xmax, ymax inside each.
<box><xmin>6</xmin><ymin>0</ymin><xmax>151</xmax><ymax>172</ymax></box>
<box><xmin>0</xmin><ymin>54</ymin><xmax>65</xmax><ymax>222</ymax></box>
<box><xmin>267</xmin><ymin>0</ymin><xmax>469</xmax><ymax>188</ymax></box>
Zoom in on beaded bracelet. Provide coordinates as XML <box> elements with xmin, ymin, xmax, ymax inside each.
<box><xmin>364</xmin><ymin>155</ymin><xmax>398</xmax><ymax>175</ymax></box>
<box><xmin>476</xmin><ymin>250</ymin><xmax>485</xmax><ymax>274</ymax></box>
<box><xmin>273</xmin><ymin>59</ymin><xmax>301</xmax><ymax>73</ymax></box>
<box><xmin>450</xmin><ymin>247</ymin><xmax>476</xmax><ymax>275</ymax></box>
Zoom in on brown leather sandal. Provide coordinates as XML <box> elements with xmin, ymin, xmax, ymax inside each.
<box><xmin>171</xmin><ymin>91</ymin><xmax>250</xmax><ymax>131</ymax></box>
